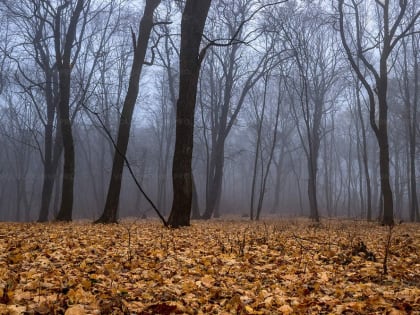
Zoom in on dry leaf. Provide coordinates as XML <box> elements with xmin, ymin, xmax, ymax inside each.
<box><xmin>65</xmin><ymin>305</ymin><xmax>86</xmax><ymax>315</ymax></box>
<box><xmin>278</xmin><ymin>304</ymin><xmax>293</xmax><ymax>314</ymax></box>
<box><xmin>0</xmin><ymin>219</ymin><xmax>419</xmax><ymax>314</ymax></box>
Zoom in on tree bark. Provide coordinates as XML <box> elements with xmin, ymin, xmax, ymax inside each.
<box><xmin>167</xmin><ymin>0</ymin><xmax>212</xmax><ymax>228</ymax></box>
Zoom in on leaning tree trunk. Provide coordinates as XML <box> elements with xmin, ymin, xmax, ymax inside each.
<box><xmin>167</xmin><ymin>0</ymin><xmax>212</xmax><ymax>228</ymax></box>
<box><xmin>95</xmin><ymin>0</ymin><xmax>162</xmax><ymax>223</ymax></box>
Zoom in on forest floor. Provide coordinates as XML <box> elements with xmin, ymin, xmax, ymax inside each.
<box><xmin>0</xmin><ymin>218</ymin><xmax>419</xmax><ymax>315</ymax></box>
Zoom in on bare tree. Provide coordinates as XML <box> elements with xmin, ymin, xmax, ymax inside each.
<box><xmin>53</xmin><ymin>0</ymin><xmax>89</xmax><ymax>221</ymax></box>
<box><xmin>96</xmin><ymin>0</ymin><xmax>162</xmax><ymax>223</ymax></box>
<box><xmin>199</xmin><ymin>0</ymin><xmax>282</xmax><ymax>219</ymax></box>
<box><xmin>281</xmin><ymin>6</ymin><xmax>340</xmax><ymax>222</ymax></box>
<box><xmin>247</xmin><ymin>73</ymin><xmax>283</xmax><ymax>220</ymax></box>
<box><xmin>338</xmin><ymin>0</ymin><xmax>420</xmax><ymax>225</ymax></box>
<box><xmin>394</xmin><ymin>31</ymin><xmax>419</xmax><ymax>221</ymax></box>
<box><xmin>0</xmin><ymin>94</ymin><xmax>39</xmax><ymax>221</ymax></box>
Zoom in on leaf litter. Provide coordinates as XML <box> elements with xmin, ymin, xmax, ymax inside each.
<box><xmin>0</xmin><ymin>219</ymin><xmax>419</xmax><ymax>314</ymax></box>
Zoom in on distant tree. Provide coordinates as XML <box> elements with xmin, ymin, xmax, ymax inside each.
<box><xmin>389</xmin><ymin>32</ymin><xmax>419</xmax><ymax>221</ymax></box>
<box><xmin>248</xmin><ymin>73</ymin><xmax>283</xmax><ymax>221</ymax></box>
<box><xmin>0</xmin><ymin>95</ymin><xmax>38</xmax><ymax>221</ymax></box>
<box><xmin>338</xmin><ymin>0</ymin><xmax>420</xmax><ymax>226</ymax></box>
<box><xmin>281</xmin><ymin>6</ymin><xmax>340</xmax><ymax>222</ymax></box>
<box><xmin>2</xmin><ymin>0</ymin><xmax>62</xmax><ymax>222</ymax></box>
<box><xmin>199</xmin><ymin>0</ymin><xmax>284</xmax><ymax>219</ymax></box>
<box><xmin>167</xmin><ymin>0</ymin><xmax>212</xmax><ymax>227</ymax></box>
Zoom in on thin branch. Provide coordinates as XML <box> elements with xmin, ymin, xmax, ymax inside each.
<box><xmin>82</xmin><ymin>104</ymin><xmax>168</xmax><ymax>227</ymax></box>
<box><xmin>198</xmin><ymin>0</ymin><xmax>288</xmax><ymax>64</ymax></box>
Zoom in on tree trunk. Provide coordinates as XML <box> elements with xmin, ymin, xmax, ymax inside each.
<box><xmin>409</xmin><ymin>37</ymin><xmax>419</xmax><ymax>222</ymax></box>
<box><xmin>54</xmin><ymin>0</ymin><xmax>85</xmax><ymax>221</ymax></box>
<box><xmin>271</xmin><ymin>145</ymin><xmax>285</xmax><ymax>214</ymax></box>
<box><xmin>308</xmin><ymin>157</ymin><xmax>320</xmax><ymax>222</ymax></box>
<box><xmin>55</xmin><ymin>69</ymin><xmax>75</xmax><ymax>221</ymax></box>
<box><xmin>202</xmin><ymin>144</ymin><xmax>225</xmax><ymax>219</ymax></box>
<box><xmin>377</xmin><ymin>81</ymin><xmax>393</xmax><ymax>226</ymax></box>
<box><xmin>167</xmin><ymin>0</ymin><xmax>212</xmax><ymax>228</ymax></box>
<box><xmin>95</xmin><ymin>0</ymin><xmax>162</xmax><ymax>223</ymax></box>
<box><xmin>191</xmin><ymin>174</ymin><xmax>201</xmax><ymax>219</ymax></box>
<box><xmin>256</xmin><ymin>75</ymin><xmax>281</xmax><ymax>221</ymax></box>
<box><xmin>355</xmin><ymin>83</ymin><xmax>372</xmax><ymax>221</ymax></box>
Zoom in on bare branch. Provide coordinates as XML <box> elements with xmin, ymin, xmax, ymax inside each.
<box><xmin>198</xmin><ymin>0</ymin><xmax>288</xmax><ymax>64</ymax></box>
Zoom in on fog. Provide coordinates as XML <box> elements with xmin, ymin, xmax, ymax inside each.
<box><xmin>0</xmin><ymin>0</ymin><xmax>419</xmax><ymax>223</ymax></box>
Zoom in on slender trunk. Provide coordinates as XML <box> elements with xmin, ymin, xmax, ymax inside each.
<box><xmin>271</xmin><ymin>145</ymin><xmax>285</xmax><ymax>214</ymax></box>
<box><xmin>250</xmin><ymin>128</ymin><xmax>262</xmax><ymax>220</ymax></box>
<box><xmin>250</xmin><ymin>79</ymin><xmax>267</xmax><ymax>220</ymax></box>
<box><xmin>308</xmin><ymin>158</ymin><xmax>319</xmax><ymax>222</ymax></box>
<box><xmin>191</xmin><ymin>174</ymin><xmax>201</xmax><ymax>219</ymax></box>
<box><xmin>256</xmin><ymin>76</ymin><xmax>281</xmax><ymax>220</ymax></box>
<box><xmin>409</xmin><ymin>37</ymin><xmax>419</xmax><ymax>221</ymax></box>
<box><xmin>202</xmin><ymin>144</ymin><xmax>224</xmax><ymax>219</ymax></box>
<box><xmin>289</xmin><ymin>151</ymin><xmax>304</xmax><ymax>216</ymax></box>
<box><xmin>354</xmin><ymin>107</ymin><xmax>364</xmax><ymax>218</ymax></box>
<box><xmin>356</xmin><ymin>85</ymin><xmax>372</xmax><ymax>221</ymax></box>
<box><xmin>324</xmin><ymin>137</ymin><xmax>332</xmax><ymax>217</ymax></box>
<box><xmin>308</xmin><ymin>108</ymin><xmax>321</xmax><ymax>222</ymax></box>
<box><xmin>96</xmin><ymin>0</ymin><xmax>162</xmax><ymax>223</ymax></box>
<box><xmin>347</xmin><ymin>130</ymin><xmax>352</xmax><ymax>217</ymax></box>
<box><xmin>202</xmin><ymin>45</ymin><xmax>238</xmax><ymax>220</ymax></box>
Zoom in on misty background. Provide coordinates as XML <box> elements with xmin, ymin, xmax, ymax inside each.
<box><xmin>0</xmin><ymin>0</ymin><xmax>419</xmax><ymax>222</ymax></box>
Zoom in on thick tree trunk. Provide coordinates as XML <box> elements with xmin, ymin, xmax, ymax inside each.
<box><xmin>377</xmin><ymin>66</ymin><xmax>394</xmax><ymax>226</ymax></box>
<box><xmin>55</xmin><ymin>0</ymin><xmax>85</xmax><ymax>221</ymax></box>
<box><xmin>377</xmin><ymin>109</ymin><xmax>393</xmax><ymax>225</ymax></box>
<box><xmin>168</xmin><ymin>0</ymin><xmax>212</xmax><ymax>228</ymax></box>
<box><xmin>55</xmin><ymin>69</ymin><xmax>75</xmax><ymax>221</ymax></box>
<box><xmin>95</xmin><ymin>0</ymin><xmax>161</xmax><ymax>223</ymax></box>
